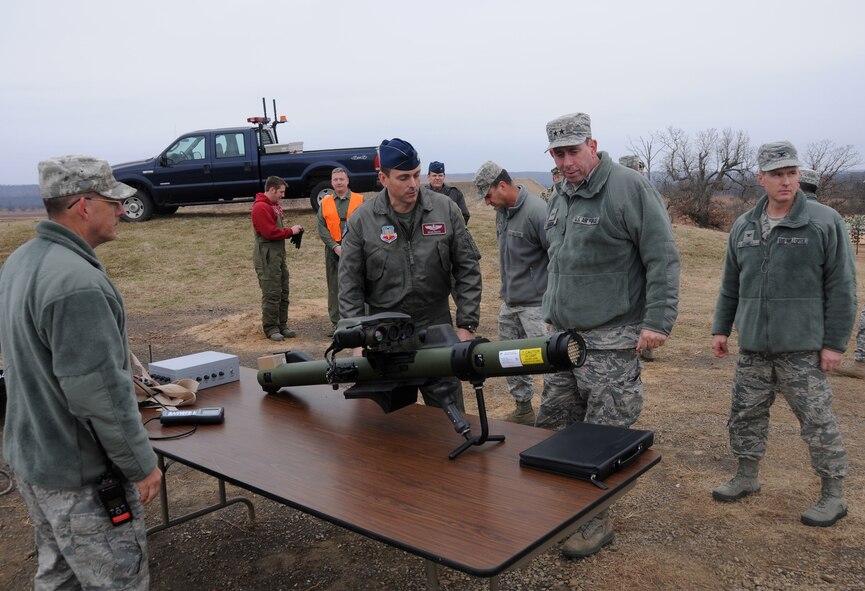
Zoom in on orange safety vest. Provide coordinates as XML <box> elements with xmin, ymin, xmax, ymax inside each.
<box><xmin>322</xmin><ymin>192</ymin><xmax>363</xmax><ymax>242</ymax></box>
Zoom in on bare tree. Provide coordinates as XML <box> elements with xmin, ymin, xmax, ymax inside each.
<box><xmin>804</xmin><ymin>140</ymin><xmax>861</xmax><ymax>198</ymax></box>
<box><xmin>627</xmin><ymin>132</ymin><xmax>662</xmax><ymax>182</ymax></box>
<box><xmin>658</xmin><ymin>127</ymin><xmax>754</xmax><ymax>228</ymax></box>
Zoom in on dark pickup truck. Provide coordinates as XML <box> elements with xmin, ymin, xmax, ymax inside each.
<box><xmin>111</xmin><ymin>119</ymin><xmax>379</xmax><ymax>221</ymax></box>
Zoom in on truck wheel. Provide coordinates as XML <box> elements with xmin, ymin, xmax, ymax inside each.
<box><xmin>122</xmin><ymin>189</ymin><xmax>155</xmax><ymax>222</ymax></box>
<box><xmin>309</xmin><ymin>180</ymin><xmax>333</xmax><ymax>212</ymax></box>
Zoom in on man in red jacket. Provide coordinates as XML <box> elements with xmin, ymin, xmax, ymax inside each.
<box><xmin>251</xmin><ymin>176</ymin><xmax>303</xmax><ymax>341</ymax></box>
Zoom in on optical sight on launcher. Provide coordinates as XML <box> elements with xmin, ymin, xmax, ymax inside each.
<box><xmin>258</xmin><ymin>313</ymin><xmax>586</xmax><ymax>459</ymax></box>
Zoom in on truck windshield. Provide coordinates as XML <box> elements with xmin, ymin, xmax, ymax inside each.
<box><xmin>165</xmin><ymin>136</ymin><xmax>206</xmax><ymax>164</ymax></box>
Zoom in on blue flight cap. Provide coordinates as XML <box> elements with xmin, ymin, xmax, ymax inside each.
<box><xmin>379</xmin><ymin>138</ymin><xmax>420</xmax><ymax>170</ymax></box>
<box><xmin>428</xmin><ymin>161</ymin><xmax>445</xmax><ymax>174</ymax></box>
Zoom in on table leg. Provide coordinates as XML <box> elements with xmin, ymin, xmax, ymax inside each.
<box><xmin>425</xmin><ymin>560</ymin><xmax>439</xmax><ymax>591</ymax></box>
<box><xmin>146</xmin><ymin>453</ymin><xmax>256</xmax><ymax>535</ymax></box>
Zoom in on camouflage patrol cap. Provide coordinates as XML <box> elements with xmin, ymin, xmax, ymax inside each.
<box><xmin>757</xmin><ymin>141</ymin><xmax>802</xmax><ymax>172</ymax></box>
<box><xmin>546</xmin><ymin>112</ymin><xmax>591</xmax><ymax>151</ymax></box>
<box><xmin>473</xmin><ymin>160</ymin><xmax>503</xmax><ymax>201</ymax></box>
<box><xmin>37</xmin><ymin>155</ymin><xmax>135</xmax><ymax>200</ymax></box>
<box><xmin>618</xmin><ymin>155</ymin><xmax>645</xmax><ymax>171</ymax></box>
<box><xmin>799</xmin><ymin>167</ymin><xmax>819</xmax><ymax>189</ymax></box>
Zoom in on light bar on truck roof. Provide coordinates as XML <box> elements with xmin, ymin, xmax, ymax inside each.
<box><xmin>247</xmin><ymin>116</ymin><xmax>270</xmax><ymax>124</ymax></box>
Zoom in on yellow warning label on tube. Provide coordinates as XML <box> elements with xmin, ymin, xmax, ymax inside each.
<box><xmin>520</xmin><ymin>348</ymin><xmax>544</xmax><ymax>365</ymax></box>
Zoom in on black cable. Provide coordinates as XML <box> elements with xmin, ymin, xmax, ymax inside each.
<box><xmin>137</xmin><ymin>377</ymin><xmax>198</xmax><ymax>439</ymax></box>
<box><xmin>143</xmin><ymin>416</ymin><xmax>197</xmax><ymax>440</ymax></box>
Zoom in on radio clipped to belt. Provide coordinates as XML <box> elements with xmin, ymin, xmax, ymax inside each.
<box><xmin>86</xmin><ymin>420</ymin><xmax>133</xmax><ymax>527</ymax></box>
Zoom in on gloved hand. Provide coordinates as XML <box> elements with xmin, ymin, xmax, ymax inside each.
<box><xmin>289</xmin><ymin>228</ymin><xmax>303</xmax><ymax>249</ymax></box>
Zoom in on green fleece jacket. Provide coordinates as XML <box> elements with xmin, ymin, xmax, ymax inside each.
<box><xmin>712</xmin><ymin>191</ymin><xmax>857</xmax><ymax>353</ymax></box>
<box><xmin>0</xmin><ymin>220</ymin><xmax>156</xmax><ymax>487</ymax></box>
<box><xmin>542</xmin><ymin>152</ymin><xmax>680</xmax><ymax>334</ymax></box>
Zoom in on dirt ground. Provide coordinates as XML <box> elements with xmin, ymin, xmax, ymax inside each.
<box><xmin>1</xmin><ymin>198</ymin><xmax>865</xmax><ymax>590</ymax></box>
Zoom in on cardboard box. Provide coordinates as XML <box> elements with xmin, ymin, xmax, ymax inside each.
<box><xmin>257</xmin><ymin>353</ymin><xmax>287</xmax><ymax>371</ymax></box>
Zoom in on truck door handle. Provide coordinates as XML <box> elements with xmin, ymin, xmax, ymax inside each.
<box><xmin>203</xmin><ymin>164</ymin><xmax>211</xmax><ymax>174</ymax></box>
<box><xmin>244</xmin><ymin>161</ymin><xmax>252</xmax><ymax>172</ymax></box>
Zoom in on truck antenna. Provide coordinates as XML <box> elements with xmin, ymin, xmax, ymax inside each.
<box><xmin>270</xmin><ymin>98</ymin><xmax>287</xmax><ymax>142</ymax></box>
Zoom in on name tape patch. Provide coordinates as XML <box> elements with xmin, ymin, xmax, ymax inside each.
<box><xmin>422</xmin><ymin>223</ymin><xmax>447</xmax><ymax>235</ymax></box>
<box><xmin>777</xmin><ymin>237</ymin><xmax>808</xmax><ymax>245</ymax></box>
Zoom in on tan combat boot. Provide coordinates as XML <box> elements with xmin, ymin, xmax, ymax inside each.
<box><xmin>712</xmin><ymin>458</ymin><xmax>761</xmax><ymax>501</ymax></box>
<box><xmin>561</xmin><ymin>510</ymin><xmax>614</xmax><ymax>559</ymax></box>
<box><xmin>833</xmin><ymin>360</ymin><xmax>865</xmax><ymax>379</ymax></box>
<box><xmin>801</xmin><ymin>477</ymin><xmax>847</xmax><ymax>527</ymax></box>
<box><xmin>504</xmin><ymin>400</ymin><xmax>535</xmax><ymax>425</ymax></box>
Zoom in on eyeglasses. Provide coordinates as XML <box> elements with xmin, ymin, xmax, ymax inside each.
<box><xmin>67</xmin><ymin>196</ymin><xmax>123</xmax><ymax>209</ymax></box>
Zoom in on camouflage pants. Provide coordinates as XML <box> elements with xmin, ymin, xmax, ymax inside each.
<box><xmin>498</xmin><ymin>303</ymin><xmax>547</xmax><ymax>404</ymax></box>
<box><xmin>535</xmin><ymin>349</ymin><xmax>643</xmax><ymax>430</ymax></box>
<box><xmin>729</xmin><ymin>351</ymin><xmax>848</xmax><ymax>478</ymax></box>
<box><xmin>16</xmin><ymin>475</ymin><xmax>149</xmax><ymax>591</ymax></box>
<box><xmin>855</xmin><ymin>306</ymin><xmax>865</xmax><ymax>362</ymax></box>
<box><xmin>253</xmin><ymin>241</ymin><xmax>289</xmax><ymax>338</ymax></box>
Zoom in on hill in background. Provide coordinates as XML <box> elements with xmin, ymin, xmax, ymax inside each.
<box><xmin>0</xmin><ymin>185</ymin><xmax>41</xmax><ymax>209</ymax></box>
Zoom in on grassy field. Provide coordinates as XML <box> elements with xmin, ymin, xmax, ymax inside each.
<box><xmin>2</xmin><ymin>186</ymin><xmax>865</xmax><ymax>590</ymax></box>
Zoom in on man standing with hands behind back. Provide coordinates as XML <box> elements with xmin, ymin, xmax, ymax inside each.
<box><xmin>252</xmin><ymin>175</ymin><xmax>303</xmax><ymax>341</ymax></box>
<box><xmin>316</xmin><ymin>167</ymin><xmax>364</xmax><ymax>334</ymax></box>
<box><xmin>474</xmin><ymin>160</ymin><xmax>550</xmax><ymax>425</ymax></box>
<box><xmin>711</xmin><ymin>141</ymin><xmax>856</xmax><ymax>527</ymax></box>
<box><xmin>0</xmin><ymin>155</ymin><xmax>161</xmax><ymax>590</ymax></box>
<box><xmin>539</xmin><ymin>112</ymin><xmax>680</xmax><ymax>558</ymax></box>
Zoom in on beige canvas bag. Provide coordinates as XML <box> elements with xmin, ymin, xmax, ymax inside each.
<box><xmin>131</xmin><ymin>352</ymin><xmax>198</xmax><ymax>410</ymax></box>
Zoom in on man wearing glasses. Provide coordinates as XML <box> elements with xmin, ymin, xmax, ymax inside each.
<box><xmin>0</xmin><ymin>155</ymin><xmax>161</xmax><ymax>590</ymax></box>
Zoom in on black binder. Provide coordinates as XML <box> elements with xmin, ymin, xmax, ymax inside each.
<box><xmin>519</xmin><ymin>422</ymin><xmax>654</xmax><ymax>489</ymax></box>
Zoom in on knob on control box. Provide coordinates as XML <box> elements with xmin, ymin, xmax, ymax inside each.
<box><xmin>148</xmin><ymin>351</ymin><xmax>240</xmax><ymax>390</ymax></box>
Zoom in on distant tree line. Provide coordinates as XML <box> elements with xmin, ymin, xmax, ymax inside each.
<box><xmin>627</xmin><ymin>130</ymin><xmax>863</xmax><ymax>229</ymax></box>
<box><xmin>0</xmin><ymin>185</ymin><xmax>42</xmax><ymax>210</ymax></box>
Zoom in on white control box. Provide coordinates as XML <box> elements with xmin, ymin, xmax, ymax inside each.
<box><xmin>148</xmin><ymin>351</ymin><xmax>240</xmax><ymax>391</ymax></box>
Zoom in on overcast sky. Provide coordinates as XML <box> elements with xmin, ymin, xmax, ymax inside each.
<box><xmin>2</xmin><ymin>0</ymin><xmax>863</xmax><ymax>184</ymax></box>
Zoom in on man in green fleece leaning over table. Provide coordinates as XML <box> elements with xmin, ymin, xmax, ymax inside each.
<box><xmin>538</xmin><ymin>112</ymin><xmax>681</xmax><ymax>559</ymax></box>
